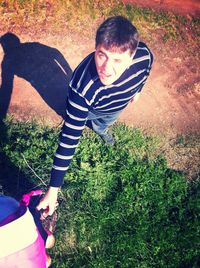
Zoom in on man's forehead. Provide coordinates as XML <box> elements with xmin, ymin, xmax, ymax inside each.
<box><xmin>96</xmin><ymin>45</ymin><xmax>132</xmax><ymax>57</ymax></box>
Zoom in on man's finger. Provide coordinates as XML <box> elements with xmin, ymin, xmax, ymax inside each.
<box><xmin>48</xmin><ymin>207</ymin><xmax>54</xmax><ymax>216</ymax></box>
<box><xmin>36</xmin><ymin>204</ymin><xmax>41</xmax><ymax>211</ymax></box>
<box><xmin>36</xmin><ymin>203</ymin><xmax>42</xmax><ymax>210</ymax></box>
<box><xmin>36</xmin><ymin>201</ymin><xmax>47</xmax><ymax>211</ymax></box>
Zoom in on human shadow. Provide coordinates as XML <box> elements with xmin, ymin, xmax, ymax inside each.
<box><xmin>0</xmin><ymin>151</ymin><xmax>36</xmax><ymax>200</ymax></box>
<box><xmin>0</xmin><ymin>32</ymin><xmax>72</xmax><ymax>121</ymax></box>
<box><xmin>0</xmin><ymin>122</ymin><xmax>40</xmax><ymax>201</ymax></box>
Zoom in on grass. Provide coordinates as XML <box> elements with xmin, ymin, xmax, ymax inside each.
<box><xmin>0</xmin><ymin>0</ymin><xmax>199</xmax><ymax>46</ymax></box>
<box><xmin>0</xmin><ymin>119</ymin><xmax>199</xmax><ymax>267</ymax></box>
<box><xmin>0</xmin><ymin>1</ymin><xmax>200</xmax><ymax>266</ymax></box>
<box><xmin>158</xmin><ymin>132</ymin><xmax>200</xmax><ymax>181</ymax></box>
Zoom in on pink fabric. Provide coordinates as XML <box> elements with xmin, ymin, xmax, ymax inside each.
<box><xmin>0</xmin><ymin>190</ymin><xmax>47</xmax><ymax>268</ymax></box>
<box><xmin>20</xmin><ymin>190</ymin><xmax>44</xmax><ymax>206</ymax></box>
<box><xmin>0</xmin><ymin>190</ymin><xmax>44</xmax><ymax>227</ymax></box>
<box><xmin>0</xmin><ymin>230</ymin><xmax>46</xmax><ymax>268</ymax></box>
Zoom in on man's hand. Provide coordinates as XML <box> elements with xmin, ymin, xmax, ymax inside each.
<box><xmin>36</xmin><ymin>187</ymin><xmax>59</xmax><ymax>217</ymax></box>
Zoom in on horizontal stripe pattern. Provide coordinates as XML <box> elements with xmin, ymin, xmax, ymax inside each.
<box><xmin>50</xmin><ymin>41</ymin><xmax>153</xmax><ymax>187</ymax></box>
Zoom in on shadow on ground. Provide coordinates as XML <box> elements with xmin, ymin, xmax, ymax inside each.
<box><xmin>0</xmin><ymin>32</ymin><xmax>72</xmax><ymax>121</ymax></box>
<box><xmin>0</xmin><ymin>32</ymin><xmax>73</xmax><ymax>199</ymax></box>
<box><xmin>0</xmin><ymin>121</ymin><xmax>37</xmax><ymax>200</ymax></box>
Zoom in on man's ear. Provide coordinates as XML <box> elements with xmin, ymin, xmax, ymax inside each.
<box><xmin>134</xmin><ymin>32</ymin><xmax>139</xmax><ymax>43</ymax></box>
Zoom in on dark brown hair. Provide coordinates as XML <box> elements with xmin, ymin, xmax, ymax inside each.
<box><xmin>95</xmin><ymin>16</ymin><xmax>139</xmax><ymax>54</ymax></box>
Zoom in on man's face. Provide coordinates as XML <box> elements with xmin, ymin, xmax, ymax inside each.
<box><xmin>95</xmin><ymin>45</ymin><xmax>133</xmax><ymax>85</ymax></box>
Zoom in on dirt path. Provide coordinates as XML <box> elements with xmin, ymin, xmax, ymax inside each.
<box><xmin>123</xmin><ymin>0</ymin><xmax>200</xmax><ymax>17</ymax></box>
<box><xmin>1</xmin><ymin>36</ymin><xmax>199</xmax><ymax>136</ymax></box>
<box><xmin>0</xmin><ymin>2</ymin><xmax>200</xmax><ymax>137</ymax></box>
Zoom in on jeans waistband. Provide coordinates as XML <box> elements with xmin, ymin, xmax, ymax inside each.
<box><xmin>88</xmin><ymin>108</ymin><xmax>122</xmax><ymax>120</ymax></box>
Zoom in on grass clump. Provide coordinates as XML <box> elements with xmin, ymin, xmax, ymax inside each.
<box><xmin>1</xmin><ymin>0</ymin><xmax>199</xmax><ymax>46</ymax></box>
<box><xmin>0</xmin><ymin>119</ymin><xmax>199</xmax><ymax>267</ymax></box>
<box><xmin>0</xmin><ymin>119</ymin><xmax>59</xmax><ymax>195</ymax></box>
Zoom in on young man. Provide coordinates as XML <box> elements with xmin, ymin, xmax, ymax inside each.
<box><xmin>37</xmin><ymin>16</ymin><xmax>153</xmax><ymax>215</ymax></box>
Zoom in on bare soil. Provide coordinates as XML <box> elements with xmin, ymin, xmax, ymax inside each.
<box><xmin>123</xmin><ymin>0</ymin><xmax>200</xmax><ymax>17</ymax></box>
<box><xmin>0</xmin><ymin>0</ymin><xmax>200</xmax><ymax>179</ymax></box>
<box><xmin>0</xmin><ymin>1</ymin><xmax>200</xmax><ymax>136</ymax></box>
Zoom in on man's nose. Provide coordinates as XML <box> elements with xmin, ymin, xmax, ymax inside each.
<box><xmin>102</xmin><ymin>59</ymin><xmax>113</xmax><ymax>73</ymax></box>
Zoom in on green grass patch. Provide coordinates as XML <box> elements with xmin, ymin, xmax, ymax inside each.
<box><xmin>0</xmin><ymin>119</ymin><xmax>199</xmax><ymax>267</ymax></box>
<box><xmin>1</xmin><ymin>0</ymin><xmax>199</xmax><ymax>45</ymax></box>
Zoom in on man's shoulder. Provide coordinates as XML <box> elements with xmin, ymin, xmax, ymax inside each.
<box><xmin>137</xmin><ymin>41</ymin><xmax>153</xmax><ymax>57</ymax></box>
<box><xmin>70</xmin><ymin>52</ymin><xmax>95</xmax><ymax>90</ymax></box>
<box><xmin>74</xmin><ymin>52</ymin><xmax>95</xmax><ymax>76</ymax></box>
<box><xmin>131</xmin><ymin>41</ymin><xmax>153</xmax><ymax>68</ymax></box>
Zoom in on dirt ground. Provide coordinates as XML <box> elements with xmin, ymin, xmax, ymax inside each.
<box><xmin>123</xmin><ymin>0</ymin><xmax>200</xmax><ymax>17</ymax></box>
<box><xmin>0</xmin><ymin>1</ymin><xmax>200</xmax><ymax>137</ymax></box>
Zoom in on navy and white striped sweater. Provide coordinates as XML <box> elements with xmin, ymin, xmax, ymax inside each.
<box><xmin>50</xmin><ymin>42</ymin><xmax>153</xmax><ymax>187</ymax></box>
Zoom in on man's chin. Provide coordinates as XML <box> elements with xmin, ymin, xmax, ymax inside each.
<box><xmin>99</xmin><ymin>77</ymin><xmax>115</xmax><ymax>86</ymax></box>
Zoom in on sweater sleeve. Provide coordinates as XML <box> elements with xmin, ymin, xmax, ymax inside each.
<box><xmin>134</xmin><ymin>44</ymin><xmax>154</xmax><ymax>94</ymax></box>
<box><xmin>49</xmin><ymin>88</ymin><xmax>89</xmax><ymax>187</ymax></box>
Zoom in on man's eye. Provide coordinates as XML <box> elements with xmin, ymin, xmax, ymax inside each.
<box><xmin>98</xmin><ymin>53</ymin><xmax>105</xmax><ymax>59</ymax></box>
<box><xmin>114</xmin><ymin>59</ymin><xmax>121</xmax><ymax>63</ymax></box>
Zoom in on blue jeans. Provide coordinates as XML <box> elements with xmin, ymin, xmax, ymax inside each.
<box><xmin>86</xmin><ymin>108</ymin><xmax>122</xmax><ymax>136</ymax></box>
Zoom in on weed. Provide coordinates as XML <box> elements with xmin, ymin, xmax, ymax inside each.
<box><xmin>1</xmin><ymin>0</ymin><xmax>199</xmax><ymax>45</ymax></box>
<box><xmin>0</xmin><ymin>119</ymin><xmax>199</xmax><ymax>267</ymax></box>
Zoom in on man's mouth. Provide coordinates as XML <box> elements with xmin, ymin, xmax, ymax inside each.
<box><xmin>99</xmin><ymin>71</ymin><xmax>112</xmax><ymax>79</ymax></box>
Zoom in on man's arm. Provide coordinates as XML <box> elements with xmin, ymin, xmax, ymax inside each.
<box><xmin>37</xmin><ymin>88</ymin><xmax>89</xmax><ymax>215</ymax></box>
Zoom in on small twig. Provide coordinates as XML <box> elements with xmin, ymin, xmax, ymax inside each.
<box><xmin>22</xmin><ymin>154</ymin><xmax>47</xmax><ymax>187</ymax></box>
<box><xmin>58</xmin><ymin>188</ymin><xmax>67</xmax><ymax>201</ymax></box>
<box><xmin>22</xmin><ymin>154</ymin><xmax>66</xmax><ymax>202</ymax></box>
<box><xmin>56</xmin><ymin>119</ymin><xmax>64</xmax><ymax>129</ymax></box>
